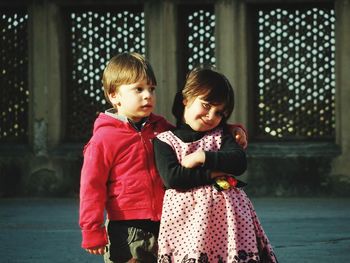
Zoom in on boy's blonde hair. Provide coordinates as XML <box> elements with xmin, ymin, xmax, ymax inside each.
<box><xmin>102</xmin><ymin>52</ymin><xmax>157</xmax><ymax>105</ymax></box>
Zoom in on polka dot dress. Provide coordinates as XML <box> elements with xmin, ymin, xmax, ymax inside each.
<box><xmin>157</xmin><ymin>128</ymin><xmax>278</xmax><ymax>263</ymax></box>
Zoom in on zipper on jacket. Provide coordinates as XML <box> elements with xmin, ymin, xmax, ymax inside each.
<box><xmin>139</xmin><ymin>130</ymin><xmax>157</xmax><ymax>220</ymax></box>
<box><xmin>128</xmin><ymin>120</ymin><xmax>157</xmax><ymax>220</ymax></box>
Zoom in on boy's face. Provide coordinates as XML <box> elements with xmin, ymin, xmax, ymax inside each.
<box><xmin>108</xmin><ymin>79</ymin><xmax>156</xmax><ymax>122</ymax></box>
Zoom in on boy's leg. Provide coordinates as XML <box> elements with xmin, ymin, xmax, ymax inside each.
<box><xmin>128</xmin><ymin>229</ymin><xmax>157</xmax><ymax>262</ymax></box>
<box><xmin>103</xmin><ymin>243</ymin><xmax>113</xmax><ymax>263</ymax></box>
<box><xmin>104</xmin><ymin>219</ymin><xmax>113</xmax><ymax>263</ymax></box>
<box><xmin>107</xmin><ymin>221</ymin><xmax>157</xmax><ymax>263</ymax></box>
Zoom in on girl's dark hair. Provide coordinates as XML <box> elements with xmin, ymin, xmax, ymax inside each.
<box><xmin>172</xmin><ymin>91</ymin><xmax>185</xmax><ymax>126</ymax></box>
<box><xmin>172</xmin><ymin>67</ymin><xmax>235</xmax><ymax>125</ymax></box>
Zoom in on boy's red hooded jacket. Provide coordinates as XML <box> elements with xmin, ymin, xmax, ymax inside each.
<box><xmin>79</xmin><ymin>112</ymin><xmax>173</xmax><ymax>249</ymax></box>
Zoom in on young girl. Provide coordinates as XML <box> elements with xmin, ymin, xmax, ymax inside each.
<box><xmin>153</xmin><ymin>68</ymin><xmax>278</xmax><ymax>263</ymax></box>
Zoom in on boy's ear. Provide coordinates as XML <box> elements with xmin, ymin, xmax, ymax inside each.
<box><xmin>183</xmin><ymin>98</ymin><xmax>188</xmax><ymax>106</ymax></box>
<box><xmin>108</xmin><ymin>92</ymin><xmax>121</xmax><ymax>107</ymax></box>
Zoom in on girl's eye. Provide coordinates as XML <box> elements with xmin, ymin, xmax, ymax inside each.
<box><xmin>136</xmin><ymin>87</ymin><xmax>143</xmax><ymax>92</ymax></box>
<box><xmin>150</xmin><ymin>87</ymin><xmax>156</xmax><ymax>93</ymax></box>
<box><xmin>215</xmin><ymin>111</ymin><xmax>225</xmax><ymax>117</ymax></box>
<box><xmin>202</xmin><ymin>103</ymin><xmax>211</xmax><ymax>110</ymax></box>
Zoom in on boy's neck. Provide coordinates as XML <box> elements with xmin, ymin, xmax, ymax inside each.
<box><xmin>105</xmin><ymin>108</ymin><xmax>148</xmax><ymax>131</ymax></box>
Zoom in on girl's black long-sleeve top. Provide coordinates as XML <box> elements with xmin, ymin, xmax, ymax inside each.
<box><xmin>153</xmin><ymin>123</ymin><xmax>247</xmax><ymax>190</ymax></box>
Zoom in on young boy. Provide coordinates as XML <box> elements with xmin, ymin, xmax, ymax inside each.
<box><xmin>79</xmin><ymin>52</ymin><xmax>247</xmax><ymax>263</ymax></box>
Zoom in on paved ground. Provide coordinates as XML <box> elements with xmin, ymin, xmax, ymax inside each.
<box><xmin>0</xmin><ymin>198</ymin><xmax>349</xmax><ymax>263</ymax></box>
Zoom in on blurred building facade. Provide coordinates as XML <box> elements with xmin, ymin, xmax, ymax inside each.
<box><xmin>1</xmin><ymin>0</ymin><xmax>349</xmax><ymax>197</ymax></box>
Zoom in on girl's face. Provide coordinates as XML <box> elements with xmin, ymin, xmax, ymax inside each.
<box><xmin>183</xmin><ymin>96</ymin><xmax>225</xmax><ymax>132</ymax></box>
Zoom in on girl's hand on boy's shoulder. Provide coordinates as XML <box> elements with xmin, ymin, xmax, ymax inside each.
<box><xmin>233</xmin><ymin>127</ymin><xmax>248</xmax><ymax>149</ymax></box>
<box><xmin>85</xmin><ymin>246</ymin><xmax>106</xmax><ymax>255</ymax></box>
<box><xmin>181</xmin><ymin>151</ymin><xmax>205</xmax><ymax>168</ymax></box>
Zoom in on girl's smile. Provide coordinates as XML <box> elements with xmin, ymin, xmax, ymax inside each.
<box><xmin>183</xmin><ymin>96</ymin><xmax>225</xmax><ymax>132</ymax></box>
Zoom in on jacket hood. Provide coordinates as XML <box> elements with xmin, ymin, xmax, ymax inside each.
<box><xmin>92</xmin><ymin>112</ymin><xmax>164</xmax><ymax>134</ymax></box>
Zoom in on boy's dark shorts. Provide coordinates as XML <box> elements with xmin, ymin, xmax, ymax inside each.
<box><xmin>105</xmin><ymin>220</ymin><xmax>159</xmax><ymax>263</ymax></box>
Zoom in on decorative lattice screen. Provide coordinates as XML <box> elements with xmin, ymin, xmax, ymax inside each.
<box><xmin>255</xmin><ymin>6</ymin><xmax>335</xmax><ymax>140</ymax></box>
<box><xmin>185</xmin><ymin>8</ymin><xmax>216</xmax><ymax>70</ymax></box>
<box><xmin>0</xmin><ymin>10</ymin><xmax>28</xmax><ymax>143</ymax></box>
<box><xmin>66</xmin><ymin>7</ymin><xmax>145</xmax><ymax>142</ymax></box>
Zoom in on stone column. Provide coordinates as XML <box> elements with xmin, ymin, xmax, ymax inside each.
<box><xmin>145</xmin><ymin>1</ymin><xmax>178</xmax><ymax>124</ymax></box>
<box><xmin>29</xmin><ymin>0</ymin><xmax>50</xmax><ymax>157</ymax></box>
<box><xmin>215</xmin><ymin>0</ymin><xmax>248</xmax><ymax>126</ymax></box>
<box><xmin>46</xmin><ymin>2</ymin><xmax>63</xmax><ymax>149</ymax></box>
<box><xmin>332</xmin><ymin>0</ymin><xmax>350</xmax><ymax>186</ymax></box>
<box><xmin>29</xmin><ymin>0</ymin><xmax>64</xmax><ymax>152</ymax></box>
<box><xmin>26</xmin><ymin>0</ymin><xmax>63</xmax><ymax>195</ymax></box>
<box><xmin>29</xmin><ymin>0</ymin><xmax>62</xmax><ymax>152</ymax></box>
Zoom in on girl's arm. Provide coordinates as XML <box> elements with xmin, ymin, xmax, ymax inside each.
<box><xmin>153</xmin><ymin>129</ymin><xmax>247</xmax><ymax>190</ymax></box>
<box><xmin>202</xmin><ymin>127</ymin><xmax>247</xmax><ymax>175</ymax></box>
<box><xmin>153</xmin><ymin>138</ymin><xmax>214</xmax><ymax>189</ymax></box>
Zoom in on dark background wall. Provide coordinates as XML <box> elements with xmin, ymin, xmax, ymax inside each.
<box><xmin>1</xmin><ymin>0</ymin><xmax>350</xmax><ymax>198</ymax></box>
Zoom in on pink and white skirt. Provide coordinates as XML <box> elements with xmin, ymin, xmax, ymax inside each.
<box><xmin>157</xmin><ymin>186</ymin><xmax>278</xmax><ymax>263</ymax></box>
